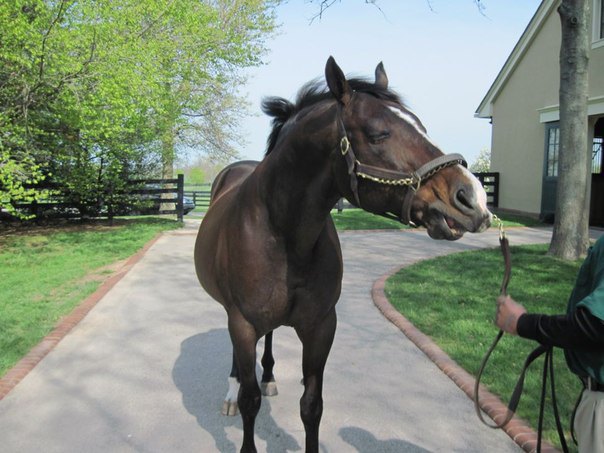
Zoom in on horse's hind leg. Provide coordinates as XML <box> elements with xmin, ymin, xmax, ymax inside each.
<box><xmin>296</xmin><ymin>309</ymin><xmax>337</xmax><ymax>453</ymax></box>
<box><xmin>228</xmin><ymin>310</ymin><xmax>261</xmax><ymax>453</ymax></box>
<box><xmin>260</xmin><ymin>330</ymin><xmax>278</xmax><ymax>396</ymax></box>
<box><xmin>223</xmin><ymin>330</ymin><xmax>277</xmax><ymax>417</ymax></box>
<box><xmin>223</xmin><ymin>353</ymin><xmax>240</xmax><ymax>416</ymax></box>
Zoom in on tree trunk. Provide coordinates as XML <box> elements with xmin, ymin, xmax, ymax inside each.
<box><xmin>161</xmin><ymin>128</ymin><xmax>175</xmax><ymax>180</ymax></box>
<box><xmin>549</xmin><ymin>0</ymin><xmax>591</xmax><ymax>260</ymax></box>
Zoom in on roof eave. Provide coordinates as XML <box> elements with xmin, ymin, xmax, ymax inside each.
<box><xmin>474</xmin><ymin>0</ymin><xmax>559</xmax><ymax>120</ymax></box>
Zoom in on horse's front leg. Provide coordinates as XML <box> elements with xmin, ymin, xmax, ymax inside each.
<box><xmin>296</xmin><ymin>309</ymin><xmax>337</xmax><ymax>453</ymax></box>
<box><xmin>260</xmin><ymin>330</ymin><xmax>278</xmax><ymax>396</ymax></box>
<box><xmin>228</xmin><ymin>310</ymin><xmax>261</xmax><ymax>453</ymax></box>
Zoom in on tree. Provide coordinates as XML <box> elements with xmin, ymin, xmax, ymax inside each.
<box><xmin>469</xmin><ymin>148</ymin><xmax>491</xmax><ymax>173</ymax></box>
<box><xmin>549</xmin><ymin>0</ymin><xmax>591</xmax><ymax>260</ymax></box>
<box><xmin>177</xmin><ymin>155</ymin><xmax>230</xmax><ymax>185</ymax></box>
<box><xmin>130</xmin><ymin>0</ymin><xmax>277</xmax><ymax>178</ymax></box>
<box><xmin>309</xmin><ymin>0</ymin><xmax>486</xmax><ymax>21</ymax></box>
<box><xmin>0</xmin><ymin>0</ymin><xmax>277</xmax><ymax>217</ymax></box>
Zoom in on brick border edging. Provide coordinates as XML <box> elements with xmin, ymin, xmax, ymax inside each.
<box><xmin>371</xmin><ymin>268</ymin><xmax>560</xmax><ymax>453</ymax></box>
<box><xmin>0</xmin><ymin>233</ymin><xmax>164</xmax><ymax>401</ymax></box>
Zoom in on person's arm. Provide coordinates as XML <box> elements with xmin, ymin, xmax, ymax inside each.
<box><xmin>496</xmin><ymin>295</ymin><xmax>604</xmax><ymax>350</ymax></box>
<box><xmin>516</xmin><ymin>308</ymin><xmax>604</xmax><ymax>351</ymax></box>
<box><xmin>496</xmin><ymin>237</ymin><xmax>604</xmax><ymax>350</ymax></box>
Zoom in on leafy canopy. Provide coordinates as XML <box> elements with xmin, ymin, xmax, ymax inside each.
<box><xmin>0</xmin><ymin>0</ymin><xmax>277</xmax><ymax>217</ymax></box>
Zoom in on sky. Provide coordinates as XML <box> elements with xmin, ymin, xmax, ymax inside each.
<box><xmin>237</xmin><ymin>0</ymin><xmax>543</xmax><ymax>167</ymax></box>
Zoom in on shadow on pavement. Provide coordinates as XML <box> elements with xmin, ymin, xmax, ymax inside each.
<box><xmin>340</xmin><ymin>426</ymin><xmax>431</xmax><ymax>453</ymax></box>
<box><xmin>172</xmin><ymin>328</ymin><xmax>299</xmax><ymax>453</ymax></box>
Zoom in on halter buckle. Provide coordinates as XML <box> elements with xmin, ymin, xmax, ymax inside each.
<box><xmin>340</xmin><ymin>137</ymin><xmax>350</xmax><ymax>156</ymax></box>
<box><xmin>411</xmin><ymin>174</ymin><xmax>421</xmax><ymax>192</ymax></box>
<box><xmin>493</xmin><ymin>213</ymin><xmax>505</xmax><ymax>241</ymax></box>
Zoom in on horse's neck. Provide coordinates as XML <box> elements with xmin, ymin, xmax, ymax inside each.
<box><xmin>259</xmin><ymin>121</ymin><xmax>340</xmax><ymax>256</ymax></box>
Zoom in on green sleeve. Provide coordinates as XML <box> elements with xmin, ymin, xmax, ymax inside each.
<box><xmin>577</xmin><ymin>237</ymin><xmax>604</xmax><ymax>320</ymax></box>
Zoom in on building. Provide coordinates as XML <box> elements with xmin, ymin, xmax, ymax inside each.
<box><xmin>475</xmin><ymin>0</ymin><xmax>604</xmax><ymax>225</ymax></box>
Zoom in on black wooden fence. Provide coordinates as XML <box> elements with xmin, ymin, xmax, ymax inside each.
<box><xmin>9</xmin><ymin>174</ymin><xmax>186</xmax><ymax>222</ymax></box>
<box><xmin>128</xmin><ymin>174</ymin><xmax>185</xmax><ymax>221</ymax></box>
<box><xmin>12</xmin><ymin>170</ymin><xmax>493</xmax><ymax>220</ymax></box>
<box><xmin>184</xmin><ymin>183</ymin><xmax>211</xmax><ymax>212</ymax></box>
<box><xmin>473</xmin><ymin>172</ymin><xmax>499</xmax><ymax>208</ymax></box>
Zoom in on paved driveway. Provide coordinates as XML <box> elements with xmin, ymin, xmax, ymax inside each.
<box><xmin>0</xmin><ymin>222</ymin><xmax>584</xmax><ymax>452</ymax></box>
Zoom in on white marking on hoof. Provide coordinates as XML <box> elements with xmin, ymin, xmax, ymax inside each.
<box><xmin>222</xmin><ymin>377</ymin><xmax>239</xmax><ymax>416</ymax></box>
<box><xmin>261</xmin><ymin>380</ymin><xmax>278</xmax><ymax>397</ymax></box>
<box><xmin>222</xmin><ymin>400</ymin><xmax>238</xmax><ymax>416</ymax></box>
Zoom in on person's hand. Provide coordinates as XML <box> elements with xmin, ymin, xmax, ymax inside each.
<box><xmin>495</xmin><ymin>295</ymin><xmax>527</xmax><ymax>335</ymax></box>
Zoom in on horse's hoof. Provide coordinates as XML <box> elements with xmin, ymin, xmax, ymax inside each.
<box><xmin>261</xmin><ymin>381</ymin><xmax>278</xmax><ymax>397</ymax></box>
<box><xmin>222</xmin><ymin>376</ymin><xmax>239</xmax><ymax>416</ymax></box>
<box><xmin>221</xmin><ymin>400</ymin><xmax>239</xmax><ymax>416</ymax></box>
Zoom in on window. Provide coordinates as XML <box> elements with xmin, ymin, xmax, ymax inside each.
<box><xmin>594</xmin><ymin>138</ymin><xmax>603</xmax><ymax>174</ymax></box>
<box><xmin>544</xmin><ymin>120</ymin><xmax>604</xmax><ymax>177</ymax></box>
<box><xmin>594</xmin><ymin>0</ymin><xmax>604</xmax><ymax>46</ymax></box>
<box><xmin>546</xmin><ymin>125</ymin><xmax>559</xmax><ymax>177</ymax></box>
<box><xmin>601</xmin><ymin>0</ymin><xmax>604</xmax><ymax>39</ymax></box>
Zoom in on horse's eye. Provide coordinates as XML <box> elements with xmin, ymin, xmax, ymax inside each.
<box><xmin>369</xmin><ymin>132</ymin><xmax>390</xmax><ymax>144</ymax></box>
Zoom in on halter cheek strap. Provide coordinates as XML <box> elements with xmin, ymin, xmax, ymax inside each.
<box><xmin>337</xmin><ymin>117</ymin><xmax>467</xmax><ymax>225</ymax></box>
<box><xmin>339</xmin><ymin>136</ymin><xmax>361</xmax><ymax>208</ymax></box>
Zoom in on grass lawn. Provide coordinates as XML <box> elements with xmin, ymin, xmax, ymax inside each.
<box><xmin>385</xmin><ymin>244</ymin><xmax>583</xmax><ymax>451</ymax></box>
<box><xmin>331</xmin><ymin>209</ymin><xmax>407</xmax><ymax>230</ymax></box>
<box><xmin>331</xmin><ymin>208</ymin><xmax>542</xmax><ymax>231</ymax></box>
<box><xmin>0</xmin><ymin>217</ymin><xmax>181</xmax><ymax>377</ymax></box>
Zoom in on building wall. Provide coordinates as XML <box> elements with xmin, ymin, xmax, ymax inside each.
<box><xmin>490</xmin><ymin>1</ymin><xmax>604</xmax><ymax>216</ymax></box>
<box><xmin>590</xmin><ymin>45</ymin><xmax>604</xmax><ymax>95</ymax></box>
<box><xmin>490</xmin><ymin>11</ymin><xmax>560</xmax><ymax>215</ymax></box>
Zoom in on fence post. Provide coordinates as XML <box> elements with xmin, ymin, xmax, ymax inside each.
<box><xmin>492</xmin><ymin>172</ymin><xmax>500</xmax><ymax>208</ymax></box>
<box><xmin>107</xmin><ymin>182</ymin><xmax>114</xmax><ymax>226</ymax></box>
<box><xmin>177</xmin><ymin>173</ymin><xmax>184</xmax><ymax>222</ymax></box>
<box><xmin>472</xmin><ymin>171</ymin><xmax>499</xmax><ymax>209</ymax></box>
<box><xmin>31</xmin><ymin>199</ymin><xmax>40</xmax><ymax>224</ymax></box>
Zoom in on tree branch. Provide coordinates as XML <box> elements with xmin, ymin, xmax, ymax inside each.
<box><xmin>308</xmin><ymin>0</ymin><xmax>382</xmax><ymax>23</ymax></box>
<box><xmin>38</xmin><ymin>0</ymin><xmax>68</xmax><ymax>80</ymax></box>
<box><xmin>426</xmin><ymin>0</ymin><xmax>486</xmax><ymax>16</ymax></box>
<box><xmin>137</xmin><ymin>0</ymin><xmax>177</xmax><ymax>38</ymax></box>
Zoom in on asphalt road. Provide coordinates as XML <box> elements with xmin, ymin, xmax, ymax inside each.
<box><xmin>0</xmin><ymin>221</ymin><xmax>585</xmax><ymax>452</ymax></box>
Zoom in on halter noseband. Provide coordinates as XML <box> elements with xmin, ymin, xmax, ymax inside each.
<box><xmin>337</xmin><ymin>114</ymin><xmax>467</xmax><ymax>225</ymax></box>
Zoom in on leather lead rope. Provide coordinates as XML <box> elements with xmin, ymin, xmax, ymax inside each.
<box><xmin>474</xmin><ymin>217</ymin><xmax>513</xmax><ymax>428</ymax></box>
<box><xmin>474</xmin><ymin>217</ymin><xmax>569</xmax><ymax>453</ymax></box>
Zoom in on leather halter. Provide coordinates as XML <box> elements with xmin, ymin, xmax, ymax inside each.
<box><xmin>336</xmin><ymin>112</ymin><xmax>467</xmax><ymax>225</ymax></box>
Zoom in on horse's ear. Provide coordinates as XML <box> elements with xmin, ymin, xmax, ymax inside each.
<box><xmin>375</xmin><ymin>62</ymin><xmax>388</xmax><ymax>89</ymax></box>
<box><xmin>325</xmin><ymin>56</ymin><xmax>352</xmax><ymax>105</ymax></box>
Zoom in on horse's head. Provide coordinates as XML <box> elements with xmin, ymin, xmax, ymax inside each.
<box><xmin>326</xmin><ymin>57</ymin><xmax>492</xmax><ymax>240</ymax></box>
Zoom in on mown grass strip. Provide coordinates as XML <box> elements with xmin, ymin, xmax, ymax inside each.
<box><xmin>331</xmin><ymin>208</ymin><xmax>541</xmax><ymax>231</ymax></box>
<box><xmin>385</xmin><ymin>244</ymin><xmax>582</xmax><ymax>451</ymax></box>
<box><xmin>0</xmin><ymin>218</ymin><xmax>181</xmax><ymax>377</ymax></box>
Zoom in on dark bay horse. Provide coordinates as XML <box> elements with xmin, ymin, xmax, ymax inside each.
<box><xmin>194</xmin><ymin>57</ymin><xmax>492</xmax><ymax>453</ymax></box>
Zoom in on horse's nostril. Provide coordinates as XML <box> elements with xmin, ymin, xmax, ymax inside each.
<box><xmin>456</xmin><ymin>188</ymin><xmax>474</xmax><ymax>211</ymax></box>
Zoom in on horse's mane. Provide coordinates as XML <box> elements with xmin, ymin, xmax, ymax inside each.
<box><xmin>261</xmin><ymin>78</ymin><xmax>405</xmax><ymax>155</ymax></box>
